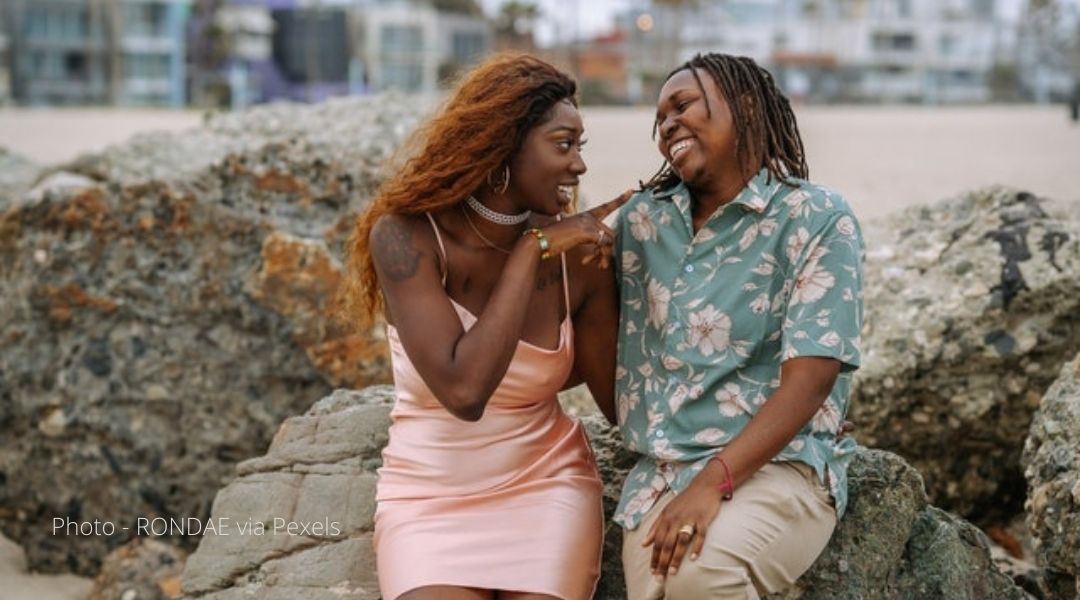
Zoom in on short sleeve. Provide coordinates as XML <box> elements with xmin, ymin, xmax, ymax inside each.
<box><xmin>781</xmin><ymin>211</ymin><xmax>864</xmax><ymax>372</ymax></box>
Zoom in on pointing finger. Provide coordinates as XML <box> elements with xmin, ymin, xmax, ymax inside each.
<box><xmin>588</xmin><ymin>189</ymin><xmax>635</xmax><ymax>222</ymax></box>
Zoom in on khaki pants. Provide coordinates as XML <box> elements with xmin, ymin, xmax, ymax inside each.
<box><xmin>622</xmin><ymin>461</ymin><xmax>837</xmax><ymax>600</ymax></box>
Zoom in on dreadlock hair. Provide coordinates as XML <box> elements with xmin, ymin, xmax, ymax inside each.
<box><xmin>341</xmin><ymin>53</ymin><xmax>577</xmax><ymax>327</ymax></box>
<box><xmin>642</xmin><ymin>53</ymin><xmax>808</xmax><ymax>192</ymax></box>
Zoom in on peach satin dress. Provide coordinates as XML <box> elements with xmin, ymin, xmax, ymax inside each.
<box><xmin>373</xmin><ymin>214</ymin><xmax>603</xmax><ymax>600</ymax></box>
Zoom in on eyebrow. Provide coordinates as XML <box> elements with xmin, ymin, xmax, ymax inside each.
<box><xmin>546</xmin><ymin>125</ymin><xmax>583</xmax><ymax>135</ymax></box>
<box><xmin>655</xmin><ymin>88</ymin><xmax>693</xmax><ymax>121</ymax></box>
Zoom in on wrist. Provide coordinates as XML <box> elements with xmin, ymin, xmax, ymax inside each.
<box><xmin>708</xmin><ymin>455</ymin><xmax>735</xmax><ymax>500</ymax></box>
<box><xmin>522</xmin><ymin>228</ymin><xmax>551</xmax><ymax>260</ymax></box>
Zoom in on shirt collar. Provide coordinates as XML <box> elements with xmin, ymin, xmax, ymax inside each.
<box><xmin>649</xmin><ymin>168</ymin><xmax>783</xmax><ymax>215</ymax></box>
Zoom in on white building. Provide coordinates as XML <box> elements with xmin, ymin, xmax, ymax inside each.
<box><xmin>621</xmin><ymin>0</ymin><xmax>1009</xmax><ymax>104</ymax></box>
<box><xmin>354</xmin><ymin>0</ymin><xmax>490</xmax><ymax>94</ymax></box>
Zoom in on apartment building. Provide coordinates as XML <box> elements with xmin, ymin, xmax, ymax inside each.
<box><xmin>6</xmin><ymin>0</ymin><xmax>189</xmax><ymax>107</ymax></box>
<box><xmin>620</xmin><ymin>0</ymin><xmax>1007</xmax><ymax>104</ymax></box>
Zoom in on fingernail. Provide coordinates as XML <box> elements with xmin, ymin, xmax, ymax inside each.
<box><xmin>668</xmin><ymin>567</ymin><xmax>677</xmax><ymax>575</ymax></box>
<box><xmin>689</xmin><ymin>553</ymin><xmax>698</xmax><ymax>561</ymax></box>
<box><xmin>654</xmin><ymin>573</ymin><xmax>664</xmax><ymax>583</ymax></box>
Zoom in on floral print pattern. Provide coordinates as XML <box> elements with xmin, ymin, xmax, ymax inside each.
<box><xmin>613</xmin><ymin>169</ymin><xmax>865</xmax><ymax>529</ymax></box>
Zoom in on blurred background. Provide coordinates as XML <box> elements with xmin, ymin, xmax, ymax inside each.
<box><xmin>0</xmin><ymin>0</ymin><xmax>1078</xmax><ymax>108</ymax></box>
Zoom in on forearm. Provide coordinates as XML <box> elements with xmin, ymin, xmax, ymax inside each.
<box><xmin>694</xmin><ymin>385</ymin><xmax>825</xmax><ymax>489</ymax></box>
<box><xmin>439</xmin><ymin>236</ymin><xmax>544</xmax><ymax>418</ymax></box>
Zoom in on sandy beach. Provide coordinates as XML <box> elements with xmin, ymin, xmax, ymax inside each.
<box><xmin>2</xmin><ymin>104</ymin><xmax>1078</xmax><ymax>224</ymax></box>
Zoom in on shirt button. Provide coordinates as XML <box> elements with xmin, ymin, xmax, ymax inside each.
<box><xmin>656</xmin><ymin>429</ymin><xmax>665</xmax><ymax>438</ymax></box>
<box><xmin>684</xmin><ymin>264</ymin><xmax>694</xmax><ymax>273</ymax></box>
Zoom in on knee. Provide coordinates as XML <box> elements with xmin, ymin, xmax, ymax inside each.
<box><xmin>665</xmin><ymin>560</ymin><xmax>758</xmax><ymax>600</ymax></box>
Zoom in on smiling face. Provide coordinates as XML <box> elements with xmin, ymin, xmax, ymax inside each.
<box><xmin>654</xmin><ymin>68</ymin><xmax>740</xmax><ymax>192</ymax></box>
<box><xmin>506</xmin><ymin>99</ymin><xmax>588</xmax><ymax>216</ymax></box>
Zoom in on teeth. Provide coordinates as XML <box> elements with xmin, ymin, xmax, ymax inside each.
<box><xmin>671</xmin><ymin>140</ymin><xmax>691</xmax><ymax>159</ymax></box>
<box><xmin>558</xmin><ymin>185</ymin><xmax>574</xmax><ymax>200</ymax></box>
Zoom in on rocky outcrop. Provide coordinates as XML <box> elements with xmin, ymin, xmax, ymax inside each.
<box><xmin>180</xmin><ymin>387</ymin><xmax>1024</xmax><ymax>600</ymax></box>
<box><xmin>0</xmin><ymin>147</ymin><xmax>42</xmax><ymax>207</ymax></box>
<box><xmin>180</xmin><ymin>387</ymin><xmax>392</xmax><ymax>599</ymax></box>
<box><xmin>0</xmin><ymin>95</ymin><xmax>422</xmax><ymax>575</ymax></box>
<box><xmin>1023</xmin><ymin>353</ymin><xmax>1080</xmax><ymax>599</ymax></box>
<box><xmin>90</xmin><ymin>538</ymin><xmax>186</xmax><ymax>600</ymax></box>
<box><xmin>851</xmin><ymin>187</ymin><xmax>1080</xmax><ymax>521</ymax></box>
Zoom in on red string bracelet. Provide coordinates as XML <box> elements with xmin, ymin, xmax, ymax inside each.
<box><xmin>712</xmin><ymin>456</ymin><xmax>734</xmax><ymax>500</ymax></box>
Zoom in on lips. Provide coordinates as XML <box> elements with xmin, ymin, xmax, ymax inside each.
<box><xmin>669</xmin><ymin>138</ymin><xmax>694</xmax><ymax>164</ymax></box>
<box><xmin>557</xmin><ymin>183</ymin><xmax>577</xmax><ymax>205</ymax></box>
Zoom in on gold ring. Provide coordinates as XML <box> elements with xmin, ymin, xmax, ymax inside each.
<box><xmin>677</xmin><ymin>524</ymin><xmax>695</xmax><ymax>537</ymax></box>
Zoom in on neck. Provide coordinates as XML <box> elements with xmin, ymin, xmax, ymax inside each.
<box><xmin>460</xmin><ymin>203</ymin><xmax>526</xmax><ymax>252</ymax></box>
<box><xmin>473</xmin><ymin>189</ymin><xmax>524</xmax><ymax>220</ymax></box>
<box><xmin>689</xmin><ymin>166</ymin><xmax>754</xmax><ymax>219</ymax></box>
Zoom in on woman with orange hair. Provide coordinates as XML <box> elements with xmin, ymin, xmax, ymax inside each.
<box><xmin>343</xmin><ymin>54</ymin><xmax>626</xmax><ymax>600</ymax></box>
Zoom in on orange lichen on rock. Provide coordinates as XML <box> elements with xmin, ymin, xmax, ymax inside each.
<box><xmin>249</xmin><ymin>231</ymin><xmax>390</xmax><ymax>387</ymax></box>
<box><xmin>41</xmin><ymin>283</ymin><xmax>118</xmax><ymax>323</ymax></box>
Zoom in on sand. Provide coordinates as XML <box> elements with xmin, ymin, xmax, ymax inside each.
<box><xmin>2</xmin><ymin>104</ymin><xmax>1077</xmax><ymax>224</ymax></box>
<box><xmin>0</xmin><ymin>534</ymin><xmax>92</xmax><ymax>600</ymax></box>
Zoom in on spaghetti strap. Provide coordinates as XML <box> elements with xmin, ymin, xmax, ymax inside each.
<box><xmin>555</xmin><ymin>214</ymin><xmax>571</xmax><ymax>319</ymax></box>
<box><xmin>560</xmin><ymin>253</ymin><xmax>571</xmax><ymax>319</ymax></box>
<box><xmin>424</xmin><ymin>213</ymin><xmax>448</xmax><ymax>286</ymax></box>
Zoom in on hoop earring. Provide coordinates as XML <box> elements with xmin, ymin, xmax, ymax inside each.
<box><xmin>487</xmin><ymin>165</ymin><xmax>510</xmax><ymax>195</ymax></box>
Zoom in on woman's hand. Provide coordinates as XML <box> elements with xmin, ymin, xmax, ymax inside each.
<box><xmin>642</xmin><ymin>475</ymin><xmax>724</xmax><ymax>579</ymax></box>
<box><xmin>538</xmin><ymin>190</ymin><xmax>633</xmax><ymax>269</ymax></box>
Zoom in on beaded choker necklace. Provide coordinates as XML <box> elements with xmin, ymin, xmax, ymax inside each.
<box><xmin>465</xmin><ymin>195</ymin><xmax>531</xmax><ymax>226</ymax></box>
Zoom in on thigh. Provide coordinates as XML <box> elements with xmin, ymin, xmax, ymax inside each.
<box><xmin>622</xmin><ymin>490</ymin><xmax>676</xmax><ymax>600</ymax></box>
<box><xmin>689</xmin><ymin>461</ymin><xmax>836</xmax><ymax>594</ymax></box>
<box><xmin>499</xmin><ymin>592</ymin><xmax>561</xmax><ymax>600</ymax></box>
<box><xmin>398</xmin><ymin>585</ymin><xmax>493</xmax><ymax>600</ymax></box>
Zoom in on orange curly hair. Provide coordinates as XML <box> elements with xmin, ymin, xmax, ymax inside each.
<box><xmin>340</xmin><ymin>53</ymin><xmax>578</xmax><ymax>327</ymax></box>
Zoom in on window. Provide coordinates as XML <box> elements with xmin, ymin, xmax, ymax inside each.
<box><xmin>125</xmin><ymin>54</ymin><xmax>170</xmax><ymax>79</ymax></box>
<box><xmin>939</xmin><ymin>34</ymin><xmax>956</xmax><ymax>55</ymax></box>
<box><xmin>381</xmin><ymin>62</ymin><xmax>423</xmax><ymax>91</ymax></box>
<box><xmin>872</xmin><ymin>32</ymin><xmax>916</xmax><ymax>51</ymax></box>
<box><xmin>451</xmin><ymin>31</ymin><xmax>483</xmax><ymax>63</ymax></box>
<box><xmin>381</xmin><ymin>25</ymin><xmax>423</xmax><ymax>54</ymax></box>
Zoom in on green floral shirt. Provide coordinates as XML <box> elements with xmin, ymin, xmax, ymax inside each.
<box><xmin>613</xmin><ymin>169</ymin><xmax>864</xmax><ymax>529</ymax></box>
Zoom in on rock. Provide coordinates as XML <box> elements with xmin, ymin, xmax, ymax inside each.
<box><xmin>180</xmin><ymin>387</ymin><xmax>1024</xmax><ymax>600</ymax></box>
<box><xmin>0</xmin><ymin>95</ymin><xmax>423</xmax><ymax>575</ymax></box>
<box><xmin>90</xmin><ymin>538</ymin><xmax>187</xmax><ymax>600</ymax></box>
<box><xmin>0</xmin><ymin>147</ymin><xmax>42</xmax><ymax>207</ymax></box>
<box><xmin>1023</xmin><ymin>353</ymin><xmax>1080</xmax><ymax>599</ymax></box>
<box><xmin>851</xmin><ymin>186</ymin><xmax>1080</xmax><ymax>520</ymax></box>
<box><xmin>179</xmin><ymin>386</ymin><xmax>392</xmax><ymax>600</ymax></box>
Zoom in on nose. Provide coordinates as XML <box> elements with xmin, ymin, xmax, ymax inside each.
<box><xmin>659</xmin><ymin>114</ymin><xmax>678</xmax><ymax>141</ymax></box>
<box><xmin>570</xmin><ymin>152</ymin><xmax>587</xmax><ymax>175</ymax></box>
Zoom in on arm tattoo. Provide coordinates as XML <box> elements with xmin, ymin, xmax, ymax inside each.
<box><xmin>373</xmin><ymin>219</ymin><xmax>421</xmax><ymax>281</ymax></box>
<box><xmin>536</xmin><ymin>263</ymin><xmax>564</xmax><ymax>291</ymax></box>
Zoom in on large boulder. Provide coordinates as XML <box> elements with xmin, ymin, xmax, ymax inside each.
<box><xmin>180</xmin><ymin>387</ymin><xmax>1024</xmax><ymax>600</ymax></box>
<box><xmin>180</xmin><ymin>386</ymin><xmax>393</xmax><ymax>600</ymax></box>
<box><xmin>851</xmin><ymin>187</ymin><xmax>1080</xmax><ymax>520</ymax></box>
<box><xmin>0</xmin><ymin>96</ymin><xmax>422</xmax><ymax>575</ymax></box>
<box><xmin>89</xmin><ymin>538</ymin><xmax>186</xmax><ymax>600</ymax></box>
<box><xmin>1023</xmin><ymin>353</ymin><xmax>1080</xmax><ymax>599</ymax></box>
<box><xmin>0</xmin><ymin>147</ymin><xmax>42</xmax><ymax>208</ymax></box>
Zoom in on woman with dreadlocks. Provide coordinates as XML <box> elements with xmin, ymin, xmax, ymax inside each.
<box><xmin>610</xmin><ymin>53</ymin><xmax>865</xmax><ymax>599</ymax></box>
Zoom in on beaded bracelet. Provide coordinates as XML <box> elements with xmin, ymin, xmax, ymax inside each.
<box><xmin>523</xmin><ymin>228</ymin><xmax>551</xmax><ymax>260</ymax></box>
<box><xmin>712</xmin><ymin>456</ymin><xmax>735</xmax><ymax>500</ymax></box>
